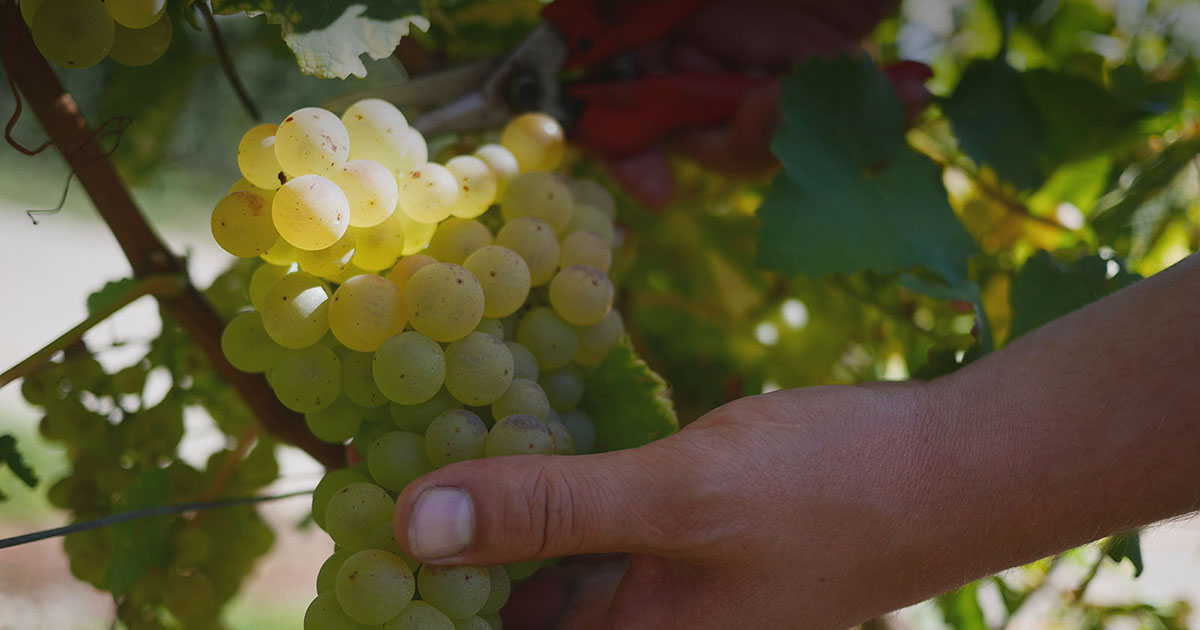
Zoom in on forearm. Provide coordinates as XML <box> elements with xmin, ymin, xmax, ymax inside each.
<box><xmin>916</xmin><ymin>254</ymin><xmax>1200</xmax><ymax>588</ymax></box>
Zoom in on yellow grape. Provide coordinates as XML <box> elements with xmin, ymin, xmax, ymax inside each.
<box><xmin>396</xmin><ymin>212</ymin><xmax>436</xmax><ymax>255</ymax></box>
<box><xmin>495</xmin><ymin>217</ymin><xmax>560</xmax><ymax>286</ymax></box>
<box><xmin>424</xmin><ymin>218</ymin><xmax>493</xmax><ymax>265</ymax></box>
<box><xmin>342</xmin><ymin>99</ymin><xmax>411</xmax><ymax>172</ymax></box>
<box><xmin>499</xmin><ymin>172</ymin><xmax>574</xmax><ymax>234</ymax></box>
<box><xmin>446</xmin><ymin>155</ymin><xmax>498</xmax><ymax>219</ymax></box>
<box><xmin>333</xmin><ymin>160</ymin><xmax>399</xmax><ymax>228</ymax></box>
<box><xmin>249</xmin><ymin>262</ymin><xmax>295</xmax><ymax>312</ymax></box>
<box><xmin>107</xmin><ymin>15</ymin><xmax>171</xmax><ymax>67</ymax></box>
<box><xmin>474</xmin><ymin>143</ymin><xmax>519</xmax><ymax>197</ymax></box>
<box><xmin>294</xmin><ymin>231</ymin><xmax>356</xmax><ymax>278</ymax></box>
<box><xmin>373</xmin><ymin>332</ymin><xmax>445</xmax><ymax>405</ymax></box>
<box><xmin>444</xmin><ymin>332</ymin><xmax>514</xmax><ymax>406</ymax></box>
<box><xmin>568</xmin><ymin>178</ymin><xmax>616</xmax><ymax>219</ymax></box>
<box><xmin>105</xmin><ymin>0</ymin><xmax>165</xmax><ymax>29</ymax></box>
<box><xmin>272</xmin><ymin>174</ymin><xmax>350</xmax><ymax>251</ymax></box>
<box><xmin>260</xmin><ymin>236</ymin><xmax>296</xmax><ymax>266</ymax></box>
<box><xmin>548</xmin><ymin>264</ymin><xmax>614</xmax><ymax>326</ymax></box>
<box><xmin>349</xmin><ymin>212</ymin><xmax>405</xmax><ymax>272</ymax></box>
<box><xmin>404</xmin><ymin>263</ymin><xmax>485</xmax><ymax>342</ymax></box>
<box><xmin>386</xmin><ymin>254</ymin><xmax>436</xmax><ymax>295</ymax></box>
<box><xmin>500</xmin><ymin>112</ymin><xmax>565</xmax><ymax>173</ymax></box>
<box><xmin>260</xmin><ymin>271</ymin><xmax>331</xmax><ymax>349</ymax></box>
<box><xmin>329</xmin><ymin>274</ymin><xmax>407</xmax><ymax>352</ymax></box>
<box><xmin>463</xmin><ymin>246</ymin><xmax>530</xmax><ymax>319</ymax></box>
<box><xmin>395</xmin><ymin>127</ymin><xmax>428</xmax><ymax>172</ymax></box>
<box><xmin>397</xmin><ymin>163</ymin><xmax>458</xmax><ymax>224</ymax></box>
<box><xmin>275</xmin><ymin>107</ymin><xmax>350</xmax><ymax>177</ymax></box>
<box><xmin>237</xmin><ymin>124</ymin><xmax>284</xmax><ymax>190</ymax></box>
<box><xmin>559</xmin><ymin>230</ymin><xmax>612</xmax><ymax>273</ymax></box>
<box><xmin>228</xmin><ymin>178</ymin><xmax>276</xmax><ymax>201</ymax></box>
<box><xmin>211</xmin><ymin>191</ymin><xmax>278</xmax><ymax>258</ymax></box>
<box><xmin>31</xmin><ymin>0</ymin><xmax>114</xmax><ymax>69</ymax></box>
<box><xmin>567</xmin><ymin>203</ymin><xmax>616</xmax><ymax>246</ymax></box>
<box><xmin>21</xmin><ymin>0</ymin><xmax>42</xmax><ymax>26</ymax></box>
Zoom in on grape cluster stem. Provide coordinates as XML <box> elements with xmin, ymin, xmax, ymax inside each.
<box><xmin>0</xmin><ymin>0</ymin><xmax>345</xmax><ymax>468</ymax></box>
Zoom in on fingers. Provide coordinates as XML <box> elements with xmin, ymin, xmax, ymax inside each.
<box><xmin>393</xmin><ymin>443</ymin><xmax>700</xmax><ymax>566</ymax></box>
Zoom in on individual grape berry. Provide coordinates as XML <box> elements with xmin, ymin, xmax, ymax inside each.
<box><xmin>342</xmin><ymin>351</ymin><xmax>388</xmax><ymax>408</ymax></box>
<box><xmin>266</xmin><ymin>345</ymin><xmax>341</xmax><ymax>413</ymax></box>
<box><xmin>260</xmin><ymin>236</ymin><xmax>297</xmax><ymax>266</ymax></box>
<box><xmin>495</xmin><ymin>217</ymin><xmax>560</xmax><ymax>286</ymax></box>
<box><xmin>396</xmin><ymin>127</ymin><xmax>429</xmax><ymax>172</ymax></box>
<box><xmin>237</xmin><ymin>124</ymin><xmax>284</xmax><ymax>190</ymax></box>
<box><xmin>31</xmin><ymin>0</ymin><xmax>114</xmax><ymax>69</ymax></box>
<box><xmin>249</xmin><ymin>262</ymin><xmax>293</xmax><ymax>311</ymax></box>
<box><xmin>568</xmin><ymin>178</ymin><xmax>617</xmax><ymax>219</ymax></box>
<box><xmin>474</xmin><ymin>318</ymin><xmax>505</xmax><ymax>339</ymax></box>
<box><xmin>329</xmin><ymin>274</ymin><xmax>406</xmax><ymax>352</ymax></box>
<box><xmin>491</xmin><ymin>378</ymin><xmax>550</xmax><ymax>421</ymax></box>
<box><xmin>474</xmin><ymin>143</ymin><xmax>520</xmax><ymax>196</ymax></box>
<box><xmin>334</xmin><ymin>160</ymin><xmax>400</xmax><ymax>228</ymax></box>
<box><xmin>387</xmin><ymin>254</ymin><xmax>436</xmax><ymax>295</ymax></box>
<box><xmin>548</xmin><ymin>264</ymin><xmax>614</xmax><ymax>327</ymax></box>
<box><xmin>516</xmin><ymin>307</ymin><xmax>578</xmax><ymax>371</ymax></box>
<box><xmin>539</xmin><ymin>365</ymin><xmax>585</xmax><ymax>412</ymax></box>
<box><xmin>373</xmin><ymin>331</ymin><xmax>446</xmax><ymax>405</ymax></box>
<box><xmin>105</xmin><ymin>0</ymin><xmax>165</xmax><ymax>29</ymax></box>
<box><xmin>343</xmin><ymin>99</ymin><xmax>411</xmax><ymax>172</ymax></box>
<box><xmin>317</xmin><ymin>549</ymin><xmax>351</xmax><ymax>593</ymax></box>
<box><xmin>443</xmin><ymin>332</ymin><xmax>514</xmax><ymax>406</ymax></box>
<box><xmin>397</xmin><ymin>212</ymin><xmax>438</xmax><ymax>255</ymax></box>
<box><xmin>463</xmin><ymin>246</ymin><xmax>531</xmax><ymax>318</ymax></box>
<box><xmin>275</xmin><ymin>107</ymin><xmax>351</xmax><ymax>177</ymax></box>
<box><xmin>305</xmin><ymin>397</ymin><xmax>364</xmax><ymax>444</ymax></box>
<box><xmin>390</xmin><ymin>387</ymin><xmax>462</xmax><ymax>434</ymax></box>
<box><xmin>477</xmin><ymin>565</ymin><xmax>512</xmax><ymax>616</ymax></box>
<box><xmin>349</xmin><ymin>212</ymin><xmax>406</xmax><ymax>272</ymax></box>
<box><xmin>295</xmin><ymin>231</ymin><xmax>356</xmax><ymax>278</ymax></box>
<box><xmin>383</xmin><ymin>601</ymin><xmax>454</xmax><ymax>630</ymax></box>
<box><xmin>398</xmin><ymin>163</ymin><xmax>458</xmax><ymax>224</ymax></box>
<box><xmin>221</xmin><ymin>311</ymin><xmax>287</xmax><ymax>374</ymax></box>
<box><xmin>324</xmin><ymin>482</ymin><xmax>394</xmax><ymax>552</ymax></box>
<box><xmin>500</xmin><ymin>172</ymin><xmax>573</xmax><ymax>234</ymax></box>
<box><xmin>353</xmin><ymin>417</ymin><xmax>394</xmax><ymax>458</ymax></box>
<box><xmin>260</xmin><ymin>271</ymin><xmax>331</xmax><ymax>349</ymax></box>
<box><xmin>566</xmin><ymin>203</ymin><xmax>616</xmax><ymax>246</ymax></box>
<box><xmin>425</xmin><ymin>218</ymin><xmax>493</xmax><ymax>265</ymax></box>
<box><xmin>485</xmin><ymin>414</ymin><xmax>553</xmax><ymax>457</ymax></box>
<box><xmin>404</xmin><ymin>263</ymin><xmax>485</xmax><ymax>343</ymax></box>
<box><xmin>558</xmin><ymin>230</ymin><xmax>612</xmax><ymax>273</ymax></box>
<box><xmin>367</xmin><ymin>431</ymin><xmax>431</xmax><ymax>492</ymax></box>
<box><xmin>272</xmin><ymin>174</ymin><xmax>350</xmax><ymax>251</ymax></box>
<box><xmin>574</xmin><ymin>309</ymin><xmax>624</xmax><ymax>366</ymax></box>
<box><xmin>335</xmin><ymin>549</ymin><xmax>415</xmax><ymax>625</ymax></box>
<box><xmin>546</xmin><ymin>419</ymin><xmax>575</xmax><ymax>455</ymax></box>
<box><xmin>312</xmin><ymin>468</ymin><xmax>369</xmax><ymax>529</ymax></box>
<box><xmin>504</xmin><ymin>559</ymin><xmax>543</xmax><ymax>581</ymax></box>
<box><xmin>211</xmin><ymin>191</ymin><xmax>278</xmax><ymax>258</ymax></box>
<box><xmin>417</xmin><ymin>565</ymin><xmax>491</xmax><ymax>620</ymax></box>
<box><xmin>501</xmin><ymin>112</ymin><xmax>565</xmax><ymax>173</ymax></box>
<box><xmin>365</xmin><ymin>522</ymin><xmax>421</xmax><ymax>571</ymax></box>
<box><xmin>424</xmin><ymin>409</ymin><xmax>488</xmax><ymax>467</ymax></box>
<box><xmin>446</xmin><ymin>155</ymin><xmax>499</xmax><ymax>219</ymax></box>
<box><xmin>452</xmin><ymin>617</ymin><xmax>490</xmax><ymax>630</ymax></box>
<box><xmin>504</xmin><ymin>341</ymin><xmax>539</xmax><ymax>380</ymax></box>
<box><xmin>559</xmin><ymin>409</ymin><xmax>596</xmax><ymax>454</ymax></box>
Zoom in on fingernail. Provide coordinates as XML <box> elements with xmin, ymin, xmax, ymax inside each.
<box><xmin>409</xmin><ymin>486</ymin><xmax>474</xmax><ymax>560</ymax></box>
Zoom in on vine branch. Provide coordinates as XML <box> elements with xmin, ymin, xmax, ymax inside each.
<box><xmin>197</xmin><ymin>1</ymin><xmax>260</xmax><ymax>121</ymax></box>
<box><xmin>0</xmin><ymin>0</ymin><xmax>343</xmax><ymax>469</ymax></box>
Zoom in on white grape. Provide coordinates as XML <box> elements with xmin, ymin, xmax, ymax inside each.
<box><xmin>275</xmin><ymin>107</ymin><xmax>351</xmax><ymax>177</ymax></box>
<box><xmin>398</xmin><ymin>163</ymin><xmax>458</xmax><ymax>224</ymax></box>
<box><xmin>473</xmin><ymin>144</ymin><xmax>519</xmax><ymax>197</ymax></box>
<box><xmin>500</xmin><ymin>112</ymin><xmax>565</xmax><ymax>173</ymax></box>
<box><xmin>237</xmin><ymin>124</ymin><xmax>284</xmax><ymax>190</ymax></box>
<box><xmin>211</xmin><ymin>191</ymin><xmax>278</xmax><ymax>258</ymax></box>
<box><xmin>31</xmin><ymin>0</ymin><xmax>113</xmax><ymax>69</ymax></box>
<box><xmin>463</xmin><ymin>246</ymin><xmax>530</xmax><ymax>318</ymax></box>
<box><xmin>559</xmin><ymin>230</ymin><xmax>612</xmax><ymax>273</ymax></box>
<box><xmin>443</xmin><ymin>332</ymin><xmax>514</xmax><ymax>406</ymax></box>
<box><xmin>446</xmin><ymin>155</ymin><xmax>498</xmax><ymax>219</ymax></box>
<box><xmin>425</xmin><ymin>218</ymin><xmax>493</xmax><ymax>265</ymax></box>
<box><xmin>516</xmin><ymin>307</ymin><xmax>578</xmax><ymax>370</ymax></box>
<box><xmin>548</xmin><ymin>264</ymin><xmax>614</xmax><ymax>326</ymax></box>
<box><xmin>272</xmin><ymin>175</ymin><xmax>350</xmax><ymax>251</ymax></box>
<box><xmin>500</xmin><ymin>172</ymin><xmax>573</xmax><ymax>234</ymax></box>
<box><xmin>334</xmin><ymin>160</ymin><xmax>400</xmax><ymax>228</ymax></box>
<box><xmin>404</xmin><ymin>263</ymin><xmax>485</xmax><ymax>343</ymax></box>
<box><xmin>343</xmin><ymin>99</ymin><xmax>411</xmax><ymax>172</ymax></box>
<box><xmin>267</xmin><ymin>345</ymin><xmax>341</xmax><ymax>413</ymax></box>
<box><xmin>329</xmin><ymin>274</ymin><xmax>406</xmax><ymax>352</ymax></box>
<box><xmin>349</xmin><ymin>212</ymin><xmax>406</xmax><ymax>272</ymax></box>
<box><xmin>373</xmin><ymin>332</ymin><xmax>445</xmax><ymax>405</ymax></box>
<box><xmin>495</xmin><ymin>217</ymin><xmax>560</xmax><ymax>286</ymax></box>
<box><xmin>260</xmin><ymin>271</ymin><xmax>331</xmax><ymax>349</ymax></box>
<box><xmin>568</xmin><ymin>178</ymin><xmax>616</xmax><ymax>219</ymax></box>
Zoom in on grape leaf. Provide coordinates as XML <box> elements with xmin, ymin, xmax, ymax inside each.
<box><xmin>581</xmin><ymin>342</ymin><xmax>677</xmax><ymax>452</ymax></box>
<box><xmin>212</xmin><ymin>0</ymin><xmax>429</xmax><ymax>78</ymax></box>
<box><xmin>1105</xmin><ymin>531</ymin><xmax>1145</xmax><ymax>577</ymax></box>
<box><xmin>86</xmin><ymin>277</ymin><xmax>138</xmax><ymax>316</ymax></box>
<box><xmin>1008</xmin><ymin>250</ymin><xmax>1140</xmax><ymax>340</ymax></box>
<box><xmin>0</xmin><ymin>434</ymin><xmax>38</xmax><ymax>501</ymax></box>
<box><xmin>105</xmin><ymin>468</ymin><xmax>172</xmax><ymax>596</ymax></box>
<box><xmin>757</xmin><ymin>55</ymin><xmax>976</xmax><ymax>287</ymax></box>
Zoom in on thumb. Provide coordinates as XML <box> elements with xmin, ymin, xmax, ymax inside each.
<box><xmin>393</xmin><ymin>444</ymin><xmax>694</xmax><ymax>565</ymax></box>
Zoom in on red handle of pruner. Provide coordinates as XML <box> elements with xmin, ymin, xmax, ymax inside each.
<box><xmin>543</xmin><ymin>0</ymin><xmax>716</xmax><ymax>70</ymax></box>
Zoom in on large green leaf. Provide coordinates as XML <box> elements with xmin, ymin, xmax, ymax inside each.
<box><xmin>105</xmin><ymin>468</ymin><xmax>172</xmax><ymax>595</ymax></box>
<box><xmin>1008</xmin><ymin>250</ymin><xmax>1140</xmax><ymax>340</ymax></box>
<box><xmin>757</xmin><ymin>55</ymin><xmax>976</xmax><ymax>287</ymax></box>
<box><xmin>581</xmin><ymin>342</ymin><xmax>677</xmax><ymax>452</ymax></box>
<box><xmin>1104</xmin><ymin>531</ymin><xmax>1145</xmax><ymax>577</ymax></box>
<box><xmin>937</xmin><ymin>582</ymin><xmax>988</xmax><ymax>630</ymax></box>
<box><xmin>1022</xmin><ymin>69</ymin><xmax>1155</xmax><ymax>166</ymax></box>
<box><xmin>212</xmin><ymin>0</ymin><xmax>429</xmax><ymax>78</ymax></box>
<box><xmin>0</xmin><ymin>434</ymin><xmax>38</xmax><ymax>501</ymax></box>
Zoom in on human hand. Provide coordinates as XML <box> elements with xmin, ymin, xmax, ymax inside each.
<box><xmin>392</xmin><ymin>382</ymin><xmax>947</xmax><ymax>629</ymax></box>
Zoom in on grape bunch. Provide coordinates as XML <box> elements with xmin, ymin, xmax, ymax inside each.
<box><xmin>23</xmin><ymin>0</ymin><xmax>172</xmax><ymax>69</ymax></box>
<box><xmin>213</xmin><ymin>101</ymin><xmax>625</xmax><ymax>629</ymax></box>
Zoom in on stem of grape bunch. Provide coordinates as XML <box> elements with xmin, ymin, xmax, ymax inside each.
<box><xmin>0</xmin><ymin>0</ymin><xmax>344</xmax><ymax>469</ymax></box>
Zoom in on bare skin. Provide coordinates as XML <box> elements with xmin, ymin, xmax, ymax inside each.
<box><xmin>394</xmin><ymin>253</ymin><xmax>1200</xmax><ymax>629</ymax></box>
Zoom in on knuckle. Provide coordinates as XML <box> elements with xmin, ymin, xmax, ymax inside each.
<box><xmin>513</xmin><ymin>464</ymin><xmax>578</xmax><ymax>558</ymax></box>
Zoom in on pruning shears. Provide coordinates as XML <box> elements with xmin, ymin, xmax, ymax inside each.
<box><xmin>325</xmin><ymin>0</ymin><xmax>769</xmax><ymax>158</ymax></box>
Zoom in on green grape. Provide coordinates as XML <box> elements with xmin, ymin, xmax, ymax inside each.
<box><xmin>237</xmin><ymin>124</ymin><xmax>284</xmax><ymax>190</ymax></box>
<box><xmin>499</xmin><ymin>172</ymin><xmax>573</xmax><ymax>234</ymax></box>
<box><xmin>261</xmin><ymin>235</ymin><xmax>297</xmax><ymax>266</ymax></box>
<box><xmin>425</xmin><ymin>218</ymin><xmax>493</xmax><ymax>265</ymax></box>
<box><xmin>495</xmin><ymin>217</ymin><xmax>559</xmax><ymax>286</ymax></box>
<box><xmin>474</xmin><ymin>318</ymin><xmax>504</xmax><ymax>339</ymax></box>
<box><xmin>296</xmin><ymin>230</ymin><xmax>356</xmax><ymax>278</ymax></box>
<box><xmin>574</xmin><ymin>309</ymin><xmax>624</xmax><ymax>366</ymax></box>
<box><xmin>20</xmin><ymin>0</ymin><xmax>43</xmax><ymax>26</ymax></box>
<box><xmin>390</xmin><ymin>388</ymin><xmax>461</xmax><ymax>433</ymax></box>
<box><xmin>31</xmin><ymin>0</ymin><xmax>113</xmax><ymax>69</ymax></box>
<box><xmin>325</xmin><ymin>482</ymin><xmax>395</xmax><ymax>552</ymax></box>
<box><xmin>365</xmin><ymin>522</ymin><xmax>421</xmax><ymax>571</ymax></box>
<box><xmin>443</xmin><ymin>332</ymin><xmax>514</xmax><ymax>406</ymax></box>
<box><xmin>566</xmin><ymin>203</ymin><xmax>616</xmax><ymax>246</ymax></box>
<box><xmin>350</xmin><ymin>212</ymin><xmax>406</xmax><ymax>272</ymax></box>
<box><xmin>249</xmin><ymin>262</ymin><xmax>294</xmax><ymax>311</ymax></box>
<box><xmin>491</xmin><ymin>378</ymin><xmax>550</xmax><ymax>421</ymax></box>
<box><xmin>478</xmin><ymin>565</ymin><xmax>511</xmax><ymax>616</ymax></box>
<box><xmin>398</xmin><ymin>212</ymin><xmax>437</xmax><ymax>255</ymax></box>
<box><xmin>446</xmin><ymin>155</ymin><xmax>498</xmax><ymax>219</ymax></box>
<box><xmin>107</xmin><ymin>15</ymin><xmax>171</xmax><ymax>67</ymax></box>
<box><xmin>558</xmin><ymin>231</ymin><xmax>612</xmax><ymax>273</ymax></box>
<box><xmin>221</xmin><ymin>311</ymin><xmax>287</xmax><ymax>373</ymax></box>
<box><xmin>500</xmin><ymin>112</ymin><xmax>565</xmax><ymax>173</ymax></box>
<box><xmin>546</xmin><ymin>419</ymin><xmax>574</xmax><ymax>455</ymax></box>
<box><xmin>417</xmin><ymin>565</ymin><xmax>491</xmax><ymax>620</ymax></box>
<box><xmin>164</xmin><ymin>570</ymin><xmax>217</xmax><ymax>625</ymax></box>
<box><xmin>463</xmin><ymin>246</ymin><xmax>530</xmax><ymax>318</ymax></box>
<box><xmin>335</xmin><ymin>549</ymin><xmax>416</xmax><ymax>625</ymax></box>
<box><xmin>104</xmin><ymin>0</ymin><xmax>164</xmax><ymax>28</ymax></box>
<box><xmin>276</xmin><ymin>107</ymin><xmax>351</xmax><ymax>177</ymax></box>
<box><xmin>343</xmin><ymin>99</ymin><xmax>411</xmax><ymax>173</ymax></box>
<box><xmin>539</xmin><ymin>365</ymin><xmax>584</xmax><ymax>412</ymax></box>
<box><xmin>516</xmin><ymin>307</ymin><xmax>578</xmax><ymax>371</ymax></box>
<box><xmin>353</xmin><ymin>417</ymin><xmax>394</xmax><ymax>458</ymax></box>
<box><xmin>305</xmin><ymin>397</ymin><xmax>365</xmax><ymax>444</ymax></box>
<box><xmin>404</xmin><ymin>263</ymin><xmax>485</xmax><ymax>342</ymax></box>
<box><xmin>559</xmin><ymin>409</ymin><xmax>596</xmax><ymax>454</ymax></box>
<box><xmin>504</xmin><ymin>559</ymin><xmax>542</xmax><ymax>581</ymax></box>
<box><xmin>229</xmin><ymin>177</ymin><xmax>277</xmax><ymax>199</ymax></box>
<box><xmin>305</xmin><ymin>590</ymin><xmax>373</xmax><ymax>630</ymax></box>
<box><xmin>474</xmin><ymin>144</ymin><xmax>519</xmax><ymax>197</ymax></box>
<box><xmin>567</xmin><ymin>178</ymin><xmax>616</xmax><ymax>219</ymax></box>
<box><xmin>335</xmin><ymin>160</ymin><xmax>400</xmax><ymax>228</ymax></box>
<box><xmin>317</xmin><ymin>548</ymin><xmax>352</xmax><ymax>593</ymax></box>
<box><xmin>548</xmin><ymin>265</ymin><xmax>613</xmax><ymax>326</ymax></box>
<box><xmin>453</xmin><ymin>617</ymin><xmax>491</xmax><ymax>630</ymax></box>
<box><xmin>383</xmin><ymin>601</ymin><xmax>454</xmax><ymax>630</ymax></box>
<box><xmin>424</xmin><ymin>409</ymin><xmax>487</xmax><ymax>467</ymax></box>
<box><xmin>273</xmin><ymin>174</ymin><xmax>351</xmax><ymax>251</ymax></box>
<box><xmin>260</xmin><ymin>271</ymin><xmax>331</xmax><ymax>349</ymax></box>
<box><xmin>211</xmin><ymin>191</ymin><xmax>278</xmax><ymax>258</ymax></box>
<box><xmin>367</xmin><ymin>431</ymin><xmax>432</xmax><ymax>492</ymax></box>
<box><xmin>480</xmin><ymin>613</ymin><xmax>502</xmax><ymax>630</ymax></box>
<box><xmin>485</xmin><ymin>414</ymin><xmax>553</xmax><ymax>457</ymax></box>
<box><xmin>386</xmin><ymin>255</ymin><xmax>435</xmax><ymax>295</ymax></box>
<box><xmin>398</xmin><ymin>163</ymin><xmax>458</xmax><ymax>224</ymax></box>
<box><xmin>373</xmin><ymin>332</ymin><xmax>445</xmax><ymax>404</ymax></box>
<box><xmin>330</xmin><ymin>274</ymin><xmax>406</xmax><ymax>352</ymax></box>
<box><xmin>314</xmin><ymin>469</ymin><xmax>370</xmax><ymax>530</ymax></box>
<box><xmin>342</xmin><ymin>351</ymin><xmax>388</xmax><ymax>408</ymax></box>
<box><xmin>268</xmin><ymin>345</ymin><xmax>341</xmax><ymax>413</ymax></box>
<box><xmin>503</xmin><ymin>341</ymin><xmax>538</xmax><ymax>380</ymax></box>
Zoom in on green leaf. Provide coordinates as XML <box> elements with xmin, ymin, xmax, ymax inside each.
<box><xmin>1022</xmin><ymin>69</ymin><xmax>1154</xmax><ymax>166</ymax></box>
<box><xmin>581</xmin><ymin>342</ymin><xmax>678</xmax><ymax>452</ymax></box>
<box><xmin>945</xmin><ymin>58</ymin><xmax>1046</xmax><ymax>190</ymax></box>
<box><xmin>1105</xmin><ymin>531</ymin><xmax>1145</xmax><ymax>577</ymax></box>
<box><xmin>1009</xmin><ymin>251</ymin><xmax>1140</xmax><ymax>340</ymax></box>
<box><xmin>212</xmin><ymin>0</ymin><xmax>429</xmax><ymax>78</ymax></box>
<box><xmin>937</xmin><ymin>582</ymin><xmax>988</xmax><ymax>630</ymax></box>
<box><xmin>105</xmin><ymin>468</ymin><xmax>172</xmax><ymax>596</ymax></box>
<box><xmin>991</xmin><ymin>0</ymin><xmax>1046</xmax><ymax>22</ymax></box>
<box><xmin>0</xmin><ymin>434</ymin><xmax>39</xmax><ymax>501</ymax></box>
<box><xmin>86</xmin><ymin>277</ymin><xmax>138</xmax><ymax>316</ymax></box>
<box><xmin>758</xmin><ymin>55</ymin><xmax>976</xmax><ymax>287</ymax></box>
<box><xmin>1090</xmin><ymin>137</ymin><xmax>1200</xmax><ymax>241</ymax></box>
